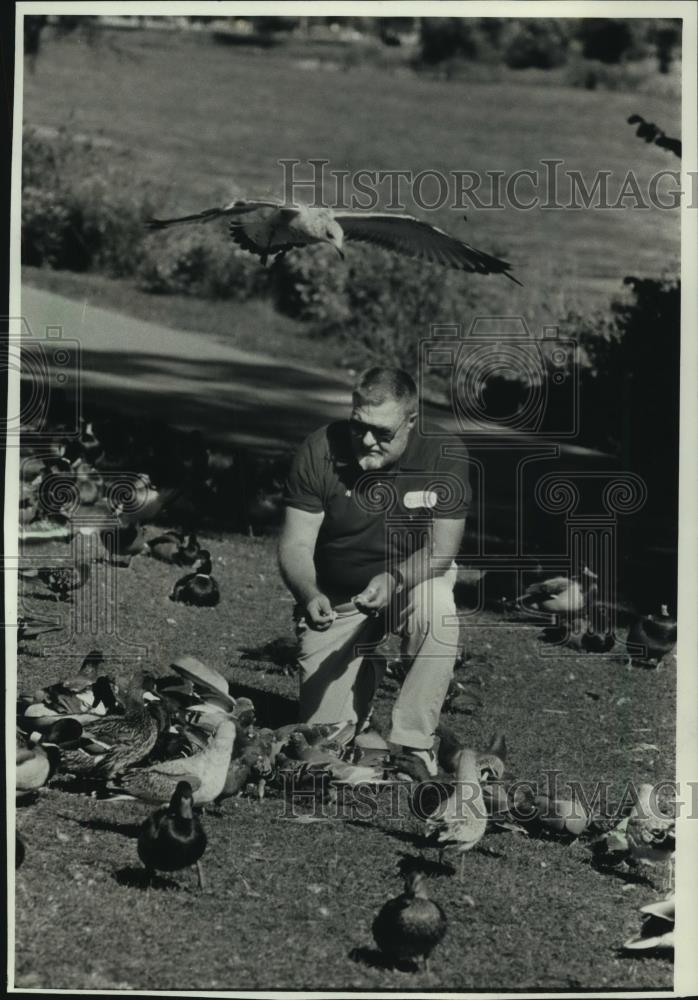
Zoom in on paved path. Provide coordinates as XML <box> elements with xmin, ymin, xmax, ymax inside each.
<box><xmin>21</xmin><ymin>285</ymin><xmax>361</xmax><ymax>452</ymax></box>
<box><xmin>21</xmin><ymin>284</ymin><xmax>607</xmax><ymax>462</ymax></box>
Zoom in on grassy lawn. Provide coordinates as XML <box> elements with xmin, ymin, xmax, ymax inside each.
<box><xmin>15</xmin><ymin>532</ymin><xmax>675</xmax><ymax>991</ymax></box>
<box><xmin>21</xmin><ymin>28</ymin><xmax>680</xmax><ymax>327</ymax></box>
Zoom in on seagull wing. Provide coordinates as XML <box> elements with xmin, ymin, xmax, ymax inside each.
<box><xmin>336</xmin><ymin>212</ymin><xmax>522</xmax><ymax>284</ymax></box>
<box><xmin>145</xmin><ymin>199</ymin><xmax>283</xmax><ymax>231</ymax></box>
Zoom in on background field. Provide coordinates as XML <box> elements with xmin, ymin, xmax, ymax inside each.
<box><xmin>21</xmin><ymin>26</ymin><xmax>681</xmax><ymax>327</ymax></box>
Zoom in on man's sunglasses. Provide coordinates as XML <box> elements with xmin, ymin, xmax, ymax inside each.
<box><xmin>348</xmin><ymin>415</ymin><xmax>409</xmax><ymax>445</ymax></box>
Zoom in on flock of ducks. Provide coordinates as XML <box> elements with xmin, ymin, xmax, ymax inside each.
<box><xmin>15</xmin><ymin>418</ymin><xmax>679</xmax><ymax>975</ymax></box>
<box><xmin>15</xmin><ymin>648</ymin><xmax>676</xmax><ymax>969</ymax></box>
<box><xmin>511</xmin><ymin>566</ymin><xmax>677</xmax><ymax>667</ymax></box>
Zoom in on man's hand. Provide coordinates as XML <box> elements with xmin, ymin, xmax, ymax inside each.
<box><xmin>352</xmin><ymin>573</ymin><xmax>397</xmax><ymax>617</ymax></box>
<box><xmin>305</xmin><ymin>594</ymin><xmax>337</xmax><ymax>631</ymax></box>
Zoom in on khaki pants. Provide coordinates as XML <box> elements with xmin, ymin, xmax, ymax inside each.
<box><xmin>295</xmin><ymin>564</ymin><xmax>459</xmax><ymax>750</ymax></box>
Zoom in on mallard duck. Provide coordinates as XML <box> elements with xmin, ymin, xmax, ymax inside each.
<box><xmin>61</xmin><ymin>692</ymin><xmax>168</xmax><ymax>780</ymax></box>
<box><xmin>78</xmin><ymin>419</ymin><xmax>103</xmax><ymax>465</ymax></box>
<box><xmin>372</xmin><ymin>871</ymin><xmax>447</xmax><ymax>972</ymax></box>
<box><xmin>170</xmin><ymin>551</ymin><xmax>220</xmax><ymax>607</ymax></box>
<box><xmin>424</xmin><ymin>749</ymin><xmax>487</xmax><ymax>878</ymax></box>
<box><xmin>19</xmin><ymin>483</ymin><xmax>39</xmax><ymax>525</ymax></box>
<box><xmin>114</xmin><ymin>718</ymin><xmax>236</xmax><ymax>805</ymax></box>
<box><xmin>16</xmin><ymin>735</ymin><xmax>59</xmax><ymax>794</ymax></box>
<box><xmin>627</xmin><ymin>605</ymin><xmax>677</xmax><ymax>667</ymax></box>
<box><xmin>517</xmin><ymin>567</ymin><xmax>597</xmax><ymax>615</ymax></box>
<box><xmin>32</xmin><ymin>562</ymin><xmax>91</xmax><ymax>602</ymax></box>
<box><xmin>100</xmin><ymin>508</ymin><xmax>146</xmax><ymax>566</ymax></box>
<box><xmin>137</xmin><ymin>781</ymin><xmax>207</xmax><ymax>889</ymax></box>
<box><xmin>622</xmin><ymin>895</ymin><xmax>674</xmax><ymax>952</ymax></box>
<box><xmin>17</xmin><ymin>613</ymin><xmax>62</xmax><ymax>642</ymax></box>
<box><xmin>71</xmin><ymin>458</ymin><xmax>103</xmax><ymax>506</ymax></box>
<box><xmin>147</xmin><ymin>531</ymin><xmax>181</xmax><ymax>563</ymax></box>
<box><xmin>175</xmin><ymin>532</ymin><xmax>201</xmax><ymax>567</ymax></box>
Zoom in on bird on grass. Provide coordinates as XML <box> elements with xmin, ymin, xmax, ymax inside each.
<box><xmin>114</xmin><ymin>718</ymin><xmax>236</xmax><ymax>806</ymax></box>
<box><xmin>137</xmin><ymin>780</ymin><xmax>207</xmax><ymax>890</ymax></box>
<box><xmin>627</xmin><ymin>605</ymin><xmax>677</xmax><ymax>668</ymax></box>
<box><xmin>622</xmin><ymin>895</ymin><xmax>674</xmax><ymax>953</ymax></box>
<box><xmin>425</xmin><ymin>749</ymin><xmax>488</xmax><ymax>877</ymax></box>
<box><xmin>625</xmin><ymin>784</ymin><xmax>675</xmax><ymax>869</ymax></box>
<box><xmin>148</xmin><ymin>530</ymin><xmax>200</xmax><ymax>566</ymax></box>
<box><xmin>170</xmin><ymin>550</ymin><xmax>220</xmax><ymax>607</ymax></box>
<box><xmin>17</xmin><ymin>613</ymin><xmax>62</xmax><ymax>642</ymax></box>
<box><xmin>21</xmin><ymin>561</ymin><xmax>91</xmax><ymax>602</ymax></box>
<box><xmin>517</xmin><ymin>567</ymin><xmax>598</xmax><ymax>616</ymax></box>
<box><xmin>100</xmin><ymin>507</ymin><xmax>147</xmax><ymax>567</ymax></box>
<box><xmin>218</xmin><ymin>745</ymin><xmax>274</xmax><ymax>802</ymax></box>
<box><xmin>372</xmin><ymin>871</ymin><xmax>447</xmax><ymax>972</ymax></box>
<box><xmin>61</xmin><ymin>691</ymin><xmax>168</xmax><ymax>780</ymax></box>
<box><xmin>16</xmin><ymin>734</ymin><xmax>59</xmax><ymax>796</ymax></box>
<box><xmin>146</xmin><ymin>199</ymin><xmax>522</xmax><ymax>283</ymax></box>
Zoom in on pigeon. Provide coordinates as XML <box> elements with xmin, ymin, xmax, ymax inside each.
<box><xmin>146</xmin><ymin>199</ymin><xmax>522</xmax><ymax>282</ymax></box>
<box><xmin>372</xmin><ymin>871</ymin><xmax>447</xmax><ymax>972</ymax></box>
<box><xmin>424</xmin><ymin>748</ymin><xmax>487</xmax><ymax>877</ymax></box>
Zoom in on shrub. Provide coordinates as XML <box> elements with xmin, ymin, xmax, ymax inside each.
<box><xmin>271</xmin><ymin>244</ymin><xmax>350</xmax><ymax>325</ymax></box>
<box><xmin>21</xmin><ymin>126</ymin><xmax>156</xmax><ymax>276</ymax></box>
<box><xmin>321</xmin><ymin>246</ymin><xmax>480</xmax><ymax>376</ymax></box>
<box><xmin>136</xmin><ymin>225</ymin><xmax>268</xmax><ymax>300</ymax></box>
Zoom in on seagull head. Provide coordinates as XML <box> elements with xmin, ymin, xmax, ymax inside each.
<box><xmin>306</xmin><ymin>209</ymin><xmax>344</xmax><ymax>259</ymax></box>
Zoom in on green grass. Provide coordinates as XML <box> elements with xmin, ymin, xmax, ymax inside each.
<box><xmin>15</xmin><ymin>532</ymin><xmax>674</xmax><ymax>991</ymax></box>
<box><xmin>21</xmin><ymin>28</ymin><xmax>681</xmax><ymax>328</ymax></box>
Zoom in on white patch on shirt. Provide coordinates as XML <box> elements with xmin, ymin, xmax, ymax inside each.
<box><xmin>404</xmin><ymin>490</ymin><xmax>438</xmax><ymax>509</ymax></box>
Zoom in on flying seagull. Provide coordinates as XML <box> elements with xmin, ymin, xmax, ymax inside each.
<box><xmin>145</xmin><ymin>200</ymin><xmax>522</xmax><ymax>284</ymax></box>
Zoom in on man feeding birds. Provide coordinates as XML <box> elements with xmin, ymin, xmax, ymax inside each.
<box><xmin>277</xmin><ymin>367</ymin><xmax>470</xmax><ymax>777</ymax></box>
<box><xmin>146</xmin><ymin>198</ymin><xmax>522</xmax><ymax>282</ymax></box>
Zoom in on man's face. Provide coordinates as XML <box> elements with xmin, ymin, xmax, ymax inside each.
<box><xmin>349</xmin><ymin>399</ymin><xmax>417</xmax><ymax>471</ymax></box>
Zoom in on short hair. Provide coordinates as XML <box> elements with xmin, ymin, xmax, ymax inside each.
<box><xmin>352</xmin><ymin>366</ymin><xmax>417</xmax><ymax>411</ymax></box>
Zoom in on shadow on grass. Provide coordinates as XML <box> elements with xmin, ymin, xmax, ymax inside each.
<box><xmin>397</xmin><ymin>852</ymin><xmax>455</xmax><ymax>879</ymax></box>
<box><xmin>113</xmin><ymin>866</ymin><xmax>182</xmax><ymax>891</ymax></box>
<box><xmin>348</xmin><ymin>946</ymin><xmax>419</xmax><ymax>973</ymax></box>
<box><xmin>65</xmin><ymin>815</ymin><xmax>143</xmax><ymax>839</ymax></box>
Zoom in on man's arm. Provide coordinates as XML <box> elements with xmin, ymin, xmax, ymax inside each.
<box><xmin>278</xmin><ymin>506</ymin><xmax>336</xmax><ymax>630</ymax></box>
<box><xmin>353</xmin><ymin>517</ymin><xmax>465</xmax><ymax>612</ymax></box>
<box><xmin>398</xmin><ymin>516</ymin><xmax>465</xmax><ymax>590</ymax></box>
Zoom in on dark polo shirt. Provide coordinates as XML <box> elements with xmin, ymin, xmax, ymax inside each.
<box><xmin>284</xmin><ymin>420</ymin><xmax>471</xmax><ymax>600</ymax></box>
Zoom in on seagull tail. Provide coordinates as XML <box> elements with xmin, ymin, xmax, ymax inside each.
<box><xmin>144</xmin><ymin>207</ymin><xmax>231</xmax><ymax>231</ymax></box>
